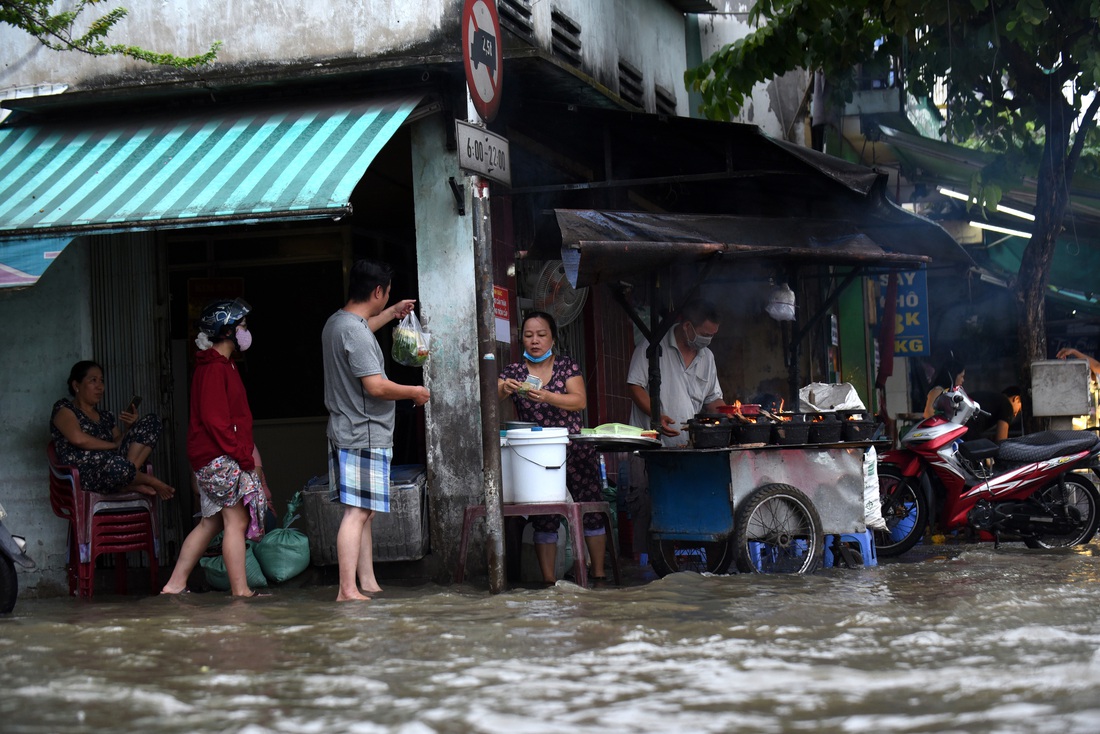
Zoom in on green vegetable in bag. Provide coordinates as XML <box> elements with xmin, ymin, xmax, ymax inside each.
<box><xmin>393</xmin><ymin>311</ymin><xmax>430</xmax><ymax>367</ymax></box>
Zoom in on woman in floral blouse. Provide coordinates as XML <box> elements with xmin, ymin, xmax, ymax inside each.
<box><xmin>498</xmin><ymin>311</ymin><xmax>607</xmax><ymax>583</ymax></box>
<box><xmin>50</xmin><ymin>360</ymin><xmax>174</xmax><ymax>499</ymax></box>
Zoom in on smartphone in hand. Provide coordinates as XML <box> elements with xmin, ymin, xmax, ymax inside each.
<box><xmin>127</xmin><ymin>395</ymin><xmax>142</xmax><ymax>413</ymax></box>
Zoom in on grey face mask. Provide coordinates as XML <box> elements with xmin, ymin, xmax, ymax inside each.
<box><xmin>686</xmin><ymin>322</ymin><xmax>713</xmax><ymax>350</ymax></box>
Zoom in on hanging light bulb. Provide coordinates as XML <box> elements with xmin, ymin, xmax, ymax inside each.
<box><xmin>766</xmin><ymin>283</ymin><xmax>797</xmax><ymax>321</ymax></box>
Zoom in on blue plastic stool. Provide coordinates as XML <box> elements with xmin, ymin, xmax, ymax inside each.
<box><xmin>746</xmin><ymin>539</ymin><xmax>809</xmax><ymax>571</ymax></box>
<box><xmin>823</xmin><ymin>529</ymin><xmax>878</xmax><ymax>568</ymax></box>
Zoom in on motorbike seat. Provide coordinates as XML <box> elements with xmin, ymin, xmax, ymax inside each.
<box><xmin>996</xmin><ymin>430</ymin><xmax>1100</xmax><ymax>464</ymax></box>
<box><xmin>960</xmin><ymin>439</ymin><xmax>999</xmax><ymax>462</ymax></box>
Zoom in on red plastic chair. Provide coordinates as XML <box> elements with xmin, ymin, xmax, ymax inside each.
<box><xmin>47</xmin><ymin>441</ymin><xmax>160</xmax><ymax>598</ymax></box>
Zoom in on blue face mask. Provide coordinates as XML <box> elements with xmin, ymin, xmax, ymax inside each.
<box><xmin>524</xmin><ymin>349</ymin><xmax>553</xmax><ymax>363</ymax></box>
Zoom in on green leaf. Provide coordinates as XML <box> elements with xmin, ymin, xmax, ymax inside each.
<box><xmin>2</xmin><ymin>0</ymin><xmax>220</xmax><ymax>67</ymax></box>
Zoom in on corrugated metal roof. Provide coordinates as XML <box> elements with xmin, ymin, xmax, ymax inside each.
<box><xmin>0</xmin><ymin>94</ymin><xmax>420</xmax><ymax>241</ymax></box>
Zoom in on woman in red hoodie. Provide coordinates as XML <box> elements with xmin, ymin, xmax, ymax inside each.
<box><xmin>162</xmin><ymin>298</ymin><xmax>268</xmax><ymax>597</ymax></box>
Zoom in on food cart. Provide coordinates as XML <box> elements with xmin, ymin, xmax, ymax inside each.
<box><xmin>551</xmin><ymin>209</ymin><xmax>952</xmax><ymax>574</ymax></box>
<box><xmin>642</xmin><ymin>442</ymin><xmax>873</xmax><ymax>576</ymax></box>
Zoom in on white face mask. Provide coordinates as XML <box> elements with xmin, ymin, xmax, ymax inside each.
<box><xmin>235</xmin><ymin>328</ymin><xmax>253</xmax><ymax>351</ymax></box>
<box><xmin>686</xmin><ymin>322</ymin><xmax>713</xmax><ymax>350</ymax></box>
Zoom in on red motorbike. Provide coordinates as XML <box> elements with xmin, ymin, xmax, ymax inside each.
<box><xmin>874</xmin><ymin>387</ymin><xmax>1100</xmax><ymax>556</ymax></box>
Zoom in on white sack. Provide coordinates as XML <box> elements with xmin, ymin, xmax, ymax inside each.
<box><xmin>863</xmin><ymin>445</ymin><xmax>887</xmax><ymax>530</ymax></box>
<box><xmin>799</xmin><ymin>382</ymin><xmax>866</xmax><ymax>413</ymax></box>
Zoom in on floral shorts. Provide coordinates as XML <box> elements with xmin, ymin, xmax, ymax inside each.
<box><xmin>195</xmin><ymin>455</ymin><xmax>267</xmax><ymax>541</ymax></box>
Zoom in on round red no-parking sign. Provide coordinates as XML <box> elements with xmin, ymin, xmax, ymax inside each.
<box><xmin>462</xmin><ymin>0</ymin><xmax>503</xmax><ymax>123</ymax></box>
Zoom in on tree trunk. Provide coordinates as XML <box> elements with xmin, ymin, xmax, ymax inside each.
<box><xmin>1013</xmin><ymin>101</ymin><xmax>1074</xmax><ymax>430</ymax></box>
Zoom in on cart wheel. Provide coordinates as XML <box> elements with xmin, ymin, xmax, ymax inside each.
<box><xmin>647</xmin><ymin>536</ymin><xmax>733</xmax><ymax>577</ymax></box>
<box><xmin>734</xmin><ymin>483</ymin><xmax>822</xmax><ymax>574</ymax></box>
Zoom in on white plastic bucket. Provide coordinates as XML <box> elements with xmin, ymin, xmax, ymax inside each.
<box><xmin>499</xmin><ymin>432</ymin><xmax>516</xmax><ymax>503</ymax></box>
<box><xmin>506</xmin><ymin>426</ymin><xmax>569</xmax><ymax>503</ymax></box>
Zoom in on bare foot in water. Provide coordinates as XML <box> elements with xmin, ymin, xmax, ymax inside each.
<box><xmin>336</xmin><ymin>589</ymin><xmax>371</xmax><ymax>602</ymax></box>
<box><xmin>360</xmin><ymin>582</ymin><xmax>383</xmax><ymax>594</ymax></box>
<box><xmin>160</xmin><ymin>585</ymin><xmax>189</xmax><ymax>595</ymax></box>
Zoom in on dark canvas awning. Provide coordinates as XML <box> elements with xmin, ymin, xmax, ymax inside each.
<box><xmin>551</xmin><ymin>209</ymin><xmax>935</xmax><ymax>288</ymax></box>
<box><xmin>510</xmin><ymin>102</ymin><xmax>973</xmax><ymax>277</ymax></box>
<box><xmin>0</xmin><ymin>94</ymin><xmax>420</xmax><ymax>285</ymax></box>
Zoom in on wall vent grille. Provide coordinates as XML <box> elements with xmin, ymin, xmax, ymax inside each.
<box><xmin>655</xmin><ymin>84</ymin><xmax>677</xmax><ymax>116</ymax></box>
<box><xmin>551</xmin><ymin>8</ymin><xmax>582</xmax><ymax>67</ymax></box>
<box><xmin>499</xmin><ymin>0</ymin><xmax>534</xmax><ymax>43</ymax></box>
<box><xmin>618</xmin><ymin>59</ymin><xmax>644</xmax><ymax>109</ymax></box>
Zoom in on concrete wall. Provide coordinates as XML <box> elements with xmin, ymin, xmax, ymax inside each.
<box><xmin>694</xmin><ymin>9</ymin><xmax>810</xmax><ymax>143</ymax></box>
<box><xmin>529</xmin><ymin>0</ymin><xmax>691</xmax><ymax>114</ymax></box>
<box><xmin>0</xmin><ymin>240</ymin><xmax>93</xmax><ymax>594</ymax></box>
<box><xmin>0</xmin><ymin>0</ymin><xmax>455</xmax><ymax>89</ymax></box>
<box><xmin>1</xmin><ymin>1</ymin><xmax>695</xmax><ymax>115</ymax></box>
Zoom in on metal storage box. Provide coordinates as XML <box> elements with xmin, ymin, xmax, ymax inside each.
<box><xmin>301</xmin><ymin>464</ymin><xmax>429</xmax><ymax>565</ymax></box>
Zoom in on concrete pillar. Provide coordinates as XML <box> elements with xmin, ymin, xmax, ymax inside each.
<box><xmin>410</xmin><ymin>113</ymin><xmax>484</xmax><ymax>582</ymax></box>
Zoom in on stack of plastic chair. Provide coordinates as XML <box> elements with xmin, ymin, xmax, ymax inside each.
<box><xmin>47</xmin><ymin>441</ymin><xmax>160</xmax><ymax>598</ymax></box>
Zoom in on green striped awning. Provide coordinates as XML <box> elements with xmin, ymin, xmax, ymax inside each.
<box><xmin>0</xmin><ymin>94</ymin><xmax>421</xmax><ymax>241</ymax></box>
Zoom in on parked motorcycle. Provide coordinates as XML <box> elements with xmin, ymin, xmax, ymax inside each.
<box><xmin>874</xmin><ymin>387</ymin><xmax>1100</xmax><ymax>557</ymax></box>
<box><xmin>0</xmin><ymin>500</ymin><xmax>35</xmax><ymax>613</ymax></box>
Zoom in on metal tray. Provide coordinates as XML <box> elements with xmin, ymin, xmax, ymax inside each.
<box><xmin>568</xmin><ymin>434</ymin><xmax>663</xmax><ymax>451</ymax></box>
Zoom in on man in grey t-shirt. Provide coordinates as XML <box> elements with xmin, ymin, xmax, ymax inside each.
<box><xmin>322</xmin><ymin>259</ymin><xmax>430</xmax><ymax>602</ymax></box>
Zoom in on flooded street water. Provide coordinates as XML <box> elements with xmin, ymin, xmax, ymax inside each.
<box><xmin>4</xmin><ymin>543</ymin><xmax>1100</xmax><ymax>733</ymax></box>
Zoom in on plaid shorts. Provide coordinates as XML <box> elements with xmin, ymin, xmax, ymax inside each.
<box><xmin>329</xmin><ymin>445</ymin><xmax>391</xmax><ymax>512</ymax></box>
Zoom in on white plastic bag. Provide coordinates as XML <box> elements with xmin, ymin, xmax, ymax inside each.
<box><xmin>863</xmin><ymin>446</ymin><xmax>887</xmax><ymax>530</ymax></box>
<box><xmin>799</xmin><ymin>382</ymin><xmax>867</xmax><ymax>413</ymax></box>
<box><xmin>392</xmin><ymin>311</ymin><xmax>431</xmax><ymax>367</ymax></box>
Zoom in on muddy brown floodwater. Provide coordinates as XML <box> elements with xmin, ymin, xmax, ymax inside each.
<box><xmin>4</xmin><ymin>543</ymin><xmax>1100</xmax><ymax>733</ymax></box>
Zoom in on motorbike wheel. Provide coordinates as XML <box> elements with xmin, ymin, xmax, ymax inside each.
<box><xmin>1024</xmin><ymin>472</ymin><xmax>1100</xmax><ymax>549</ymax></box>
<box><xmin>0</xmin><ymin>554</ymin><xmax>17</xmax><ymax>614</ymax></box>
<box><xmin>648</xmin><ymin>536</ymin><xmax>733</xmax><ymax>577</ymax></box>
<box><xmin>733</xmin><ymin>484</ymin><xmax>822</xmax><ymax>574</ymax></box>
<box><xmin>873</xmin><ymin>465</ymin><xmax>928</xmax><ymax>558</ymax></box>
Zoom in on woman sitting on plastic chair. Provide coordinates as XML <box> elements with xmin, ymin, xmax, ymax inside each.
<box><xmin>50</xmin><ymin>360</ymin><xmax>175</xmax><ymax>500</ymax></box>
<box><xmin>498</xmin><ymin>310</ymin><xmax>607</xmax><ymax>583</ymax></box>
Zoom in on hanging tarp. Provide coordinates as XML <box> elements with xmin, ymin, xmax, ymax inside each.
<box><xmin>551</xmin><ymin>209</ymin><xmax>932</xmax><ymax>288</ymax></box>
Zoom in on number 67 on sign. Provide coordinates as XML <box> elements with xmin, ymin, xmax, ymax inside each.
<box><xmin>456</xmin><ymin>120</ymin><xmax>511</xmax><ymax>188</ymax></box>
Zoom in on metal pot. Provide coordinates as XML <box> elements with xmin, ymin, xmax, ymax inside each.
<box><xmin>771</xmin><ymin>422</ymin><xmax>811</xmax><ymax>445</ymax></box>
<box><xmin>842</xmin><ymin>420</ymin><xmax>875</xmax><ymax>441</ymax></box>
<box><xmin>732</xmin><ymin>421</ymin><xmax>773</xmax><ymax>445</ymax></box>
<box><xmin>687</xmin><ymin>416</ymin><xmax>732</xmax><ymax>448</ymax></box>
<box><xmin>808</xmin><ymin>417</ymin><xmax>843</xmax><ymax>443</ymax></box>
